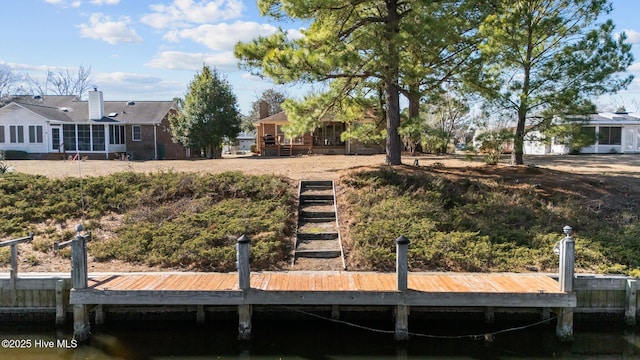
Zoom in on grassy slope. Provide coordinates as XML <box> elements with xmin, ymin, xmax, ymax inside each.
<box><xmin>1</xmin><ymin>164</ymin><xmax>639</xmax><ymax>275</ymax></box>
<box><xmin>340</xmin><ymin>164</ymin><xmax>640</xmax><ymax>275</ymax></box>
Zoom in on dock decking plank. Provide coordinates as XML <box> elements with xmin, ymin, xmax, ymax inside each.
<box><xmin>79</xmin><ymin>272</ymin><xmax>568</xmax><ymax>294</ymax></box>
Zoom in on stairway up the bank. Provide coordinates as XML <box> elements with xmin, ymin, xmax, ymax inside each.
<box><xmin>292</xmin><ymin>180</ymin><xmax>345</xmax><ymax>270</ymax></box>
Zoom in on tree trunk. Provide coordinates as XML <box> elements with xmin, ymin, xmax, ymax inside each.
<box><xmin>211</xmin><ymin>145</ymin><xmax>223</xmax><ymax>159</ymax></box>
<box><xmin>511</xmin><ymin>115</ymin><xmax>525</xmax><ymax>165</ymax></box>
<box><xmin>408</xmin><ymin>85</ymin><xmax>420</xmax><ymax>119</ymax></box>
<box><xmin>386</xmin><ymin>83</ymin><xmax>402</xmax><ymax>165</ymax></box>
<box><xmin>384</xmin><ymin>0</ymin><xmax>402</xmax><ymax>166</ymax></box>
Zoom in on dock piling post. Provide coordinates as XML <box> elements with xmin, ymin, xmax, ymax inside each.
<box><xmin>394</xmin><ymin>305</ymin><xmax>409</xmax><ymax>341</ymax></box>
<box><xmin>9</xmin><ymin>244</ymin><xmax>17</xmax><ymax>288</ymax></box>
<box><xmin>237</xmin><ymin>234</ymin><xmax>251</xmax><ymax>291</ymax></box>
<box><xmin>395</xmin><ymin>236</ymin><xmax>410</xmax><ymax>341</ymax></box>
<box><xmin>94</xmin><ymin>305</ymin><xmax>105</xmax><ymax>325</ymax></box>
<box><xmin>55</xmin><ymin>279</ymin><xmax>66</xmax><ymax>326</ymax></box>
<box><xmin>556</xmin><ymin>226</ymin><xmax>574</xmax><ymax>342</ymax></box>
<box><xmin>236</xmin><ymin>234</ymin><xmax>252</xmax><ymax>340</ymax></box>
<box><xmin>71</xmin><ymin>230</ymin><xmax>90</xmax><ymax>342</ymax></box>
<box><xmin>396</xmin><ymin>236</ymin><xmax>409</xmax><ymax>291</ymax></box>
<box><xmin>625</xmin><ymin>279</ymin><xmax>637</xmax><ymax>326</ymax></box>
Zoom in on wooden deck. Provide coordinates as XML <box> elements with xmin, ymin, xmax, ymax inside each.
<box><xmin>71</xmin><ymin>272</ymin><xmax>575</xmax><ymax>308</ymax></box>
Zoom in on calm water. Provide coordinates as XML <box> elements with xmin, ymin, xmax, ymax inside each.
<box><xmin>1</xmin><ymin>317</ymin><xmax>638</xmax><ymax>359</ymax></box>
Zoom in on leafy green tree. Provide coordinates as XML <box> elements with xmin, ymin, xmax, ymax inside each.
<box><xmin>236</xmin><ymin>0</ymin><xmax>483</xmax><ymax>165</ymax></box>
<box><xmin>466</xmin><ymin>0</ymin><xmax>633</xmax><ymax>165</ymax></box>
<box><xmin>242</xmin><ymin>89</ymin><xmax>287</xmax><ymax>132</ymax></box>
<box><xmin>170</xmin><ymin>66</ymin><xmax>241</xmax><ymax>159</ymax></box>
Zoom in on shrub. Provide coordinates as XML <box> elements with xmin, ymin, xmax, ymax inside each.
<box><xmin>341</xmin><ymin>166</ymin><xmax>640</xmax><ymax>275</ymax></box>
<box><xmin>0</xmin><ymin>248</ymin><xmax>9</xmax><ymax>265</ymax></box>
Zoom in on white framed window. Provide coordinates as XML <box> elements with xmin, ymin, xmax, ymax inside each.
<box><xmin>132</xmin><ymin>125</ymin><xmax>141</xmax><ymax>141</ymax></box>
<box><xmin>29</xmin><ymin>125</ymin><xmax>43</xmax><ymax>143</ymax></box>
<box><xmin>10</xmin><ymin>125</ymin><xmax>24</xmax><ymax>143</ymax></box>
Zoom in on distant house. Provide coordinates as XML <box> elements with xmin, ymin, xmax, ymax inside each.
<box><xmin>523</xmin><ymin>112</ymin><xmax>640</xmax><ymax>155</ymax></box>
<box><xmin>223</xmin><ymin>130</ymin><xmax>256</xmax><ymax>154</ymax></box>
<box><xmin>0</xmin><ymin>89</ymin><xmax>188</xmax><ymax>160</ymax></box>
<box><xmin>253</xmin><ymin>104</ymin><xmax>384</xmax><ymax>156</ymax></box>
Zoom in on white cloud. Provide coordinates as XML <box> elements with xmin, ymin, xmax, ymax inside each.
<box><xmin>94</xmin><ymin>72</ymin><xmax>162</xmax><ymax>85</ymax></box>
<box><xmin>166</xmin><ymin>21</ymin><xmax>278</xmax><ymax>51</ymax></box>
<box><xmin>78</xmin><ymin>13</ymin><xmax>143</xmax><ymax>45</ymax></box>
<box><xmin>91</xmin><ymin>0</ymin><xmax>120</xmax><ymax>5</ymax></box>
<box><xmin>92</xmin><ymin>71</ymin><xmax>184</xmax><ymax>100</ymax></box>
<box><xmin>145</xmin><ymin>50</ymin><xmax>237</xmax><ymax>71</ymax></box>
<box><xmin>140</xmin><ymin>0</ymin><xmax>244</xmax><ymax>29</ymax></box>
<box><xmin>241</xmin><ymin>73</ymin><xmax>266</xmax><ymax>82</ymax></box>
<box><xmin>44</xmin><ymin>0</ymin><xmax>81</xmax><ymax>7</ymax></box>
<box><xmin>628</xmin><ymin>63</ymin><xmax>640</xmax><ymax>72</ymax></box>
<box><xmin>616</xmin><ymin>29</ymin><xmax>640</xmax><ymax>44</ymax></box>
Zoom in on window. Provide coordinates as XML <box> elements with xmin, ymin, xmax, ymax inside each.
<box><xmin>77</xmin><ymin>125</ymin><xmax>91</xmax><ymax>151</ymax></box>
<box><xmin>92</xmin><ymin>125</ymin><xmax>105</xmax><ymax>151</ymax></box>
<box><xmin>28</xmin><ymin>125</ymin><xmax>43</xmax><ymax>143</ymax></box>
<box><xmin>132</xmin><ymin>125</ymin><xmax>141</xmax><ymax>141</ymax></box>
<box><xmin>51</xmin><ymin>128</ymin><xmax>60</xmax><ymax>150</ymax></box>
<box><xmin>109</xmin><ymin>125</ymin><xmax>125</xmax><ymax>145</ymax></box>
<box><xmin>599</xmin><ymin>126</ymin><xmax>622</xmax><ymax>145</ymax></box>
<box><xmin>9</xmin><ymin>126</ymin><xmax>24</xmax><ymax>143</ymax></box>
<box><xmin>0</xmin><ymin>126</ymin><xmax>4</xmax><ymax>143</ymax></box>
<box><xmin>314</xmin><ymin>123</ymin><xmax>345</xmax><ymax>146</ymax></box>
<box><xmin>63</xmin><ymin>124</ymin><xmax>77</xmax><ymax>151</ymax></box>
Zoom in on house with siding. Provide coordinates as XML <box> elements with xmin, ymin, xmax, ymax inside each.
<box><xmin>0</xmin><ymin>89</ymin><xmax>188</xmax><ymax>160</ymax></box>
<box><xmin>253</xmin><ymin>104</ymin><xmax>384</xmax><ymax>156</ymax></box>
<box><xmin>523</xmin><ymin>112</ymin><xmax>640</xmax><ymax>155</ymax></box>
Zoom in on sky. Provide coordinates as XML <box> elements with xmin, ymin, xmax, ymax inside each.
<box><xmin>1</xmin><ymin>0</ymin><xmax>640</xmax><ymax>114</ymax></box>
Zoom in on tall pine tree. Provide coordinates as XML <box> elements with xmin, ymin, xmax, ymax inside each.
<box><xmin>466</xmin><ymin>0</ymin><xmax>633</xmax><ymax>165</ymax></box>
<box><xmin>236</xmin><ymin>1</ymin><xmax>482</xmax><ymax>165</ymax></box>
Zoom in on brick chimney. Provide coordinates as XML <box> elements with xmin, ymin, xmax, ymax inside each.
<box><xmin>88</xmin><ymin>87</ymin><xmax>104</xmax><ymax>120</ymax></box>
<box><xmin>258</xmin><ymin>101</ymin><xmax>269</xmax><ymax>120</ymax></box>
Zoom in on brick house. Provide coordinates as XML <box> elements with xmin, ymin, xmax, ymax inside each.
<box><xmin>253</xmin><ymin>103</ymin><xmax>384</xmax><ymax>156</ymax></box>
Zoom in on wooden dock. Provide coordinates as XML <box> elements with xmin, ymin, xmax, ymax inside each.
<box><xmin>44</xmin><ymin>231</ymin><xmax>581</xmax><ymax>341</ymax></box>
<box><xmin>71</xmin><ymin>272</ymin><xmax>574</xmax><ymax>308</ymax></box>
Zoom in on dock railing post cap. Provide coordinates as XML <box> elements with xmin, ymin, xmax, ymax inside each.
<box><xmin>563</xmin><ymin>226</ymin><xmax>573</xmax><ymax>237</ymax></box>
<box><xmin>396</xmin><ymin>235</ymin><xmax>410</xmax><ymax>245</ymax></box>
<box><xmin>237</xmin><ymin>234</ymin><xmax>250</xmax><ymax>244</ymax></box>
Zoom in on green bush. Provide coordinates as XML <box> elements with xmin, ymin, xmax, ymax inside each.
<box><xmin>0</xmin><ymin>248</ymin><xmax>10</xmax><ymax>265</ymax></box>
<box><xmin>342</xmin><ymin>167</ymin><xmax>640</xmax><ymax>275</ymax></box>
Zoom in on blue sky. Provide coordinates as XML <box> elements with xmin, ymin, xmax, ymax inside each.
<box><xmin>1</xmin><ymin>0</ymin><xmax>640</xmax><ymax>114</ymax></box>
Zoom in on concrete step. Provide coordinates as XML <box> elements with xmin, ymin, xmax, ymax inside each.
<box><xmin>300</xmin><ymin>211</ymin><xmax>336</xmax><ymax>219</ymax></box>
<box><xmin>300</xmin><ymin>194</ymin><xmax>334</xmax><ymax>201</ymax></box>
<box><xmin>299</xmin><ymin>217</ymin><xmax>337</xmax><ymax>223</ymax></box>
<box><xmin>294</xmin><ymin>249</ymin><xmax>342</xmax><ymax>258</ymax></box>
<box><xmin>297</xmin><ymin>232</ymin><xmax>339</xmax><ymax>241</ymax></box>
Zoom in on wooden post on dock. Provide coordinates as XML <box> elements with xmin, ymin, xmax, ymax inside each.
<box><xmin>71</xmin><ymin>232</ymin><xmax>90</xmax><ymax>342</ymax></box>
<box><xmin>236</xmin><ymin>234</ymin><xmax>252</xmax><ymax>340</ymax></box>
<box><xmin>55</xmin><ymin>279</ymin><xmax>66</xmax><ymax>326</ymax></box>
<box><xmin>556</xmin><ymin>226</ymin><xmax>574</xmax><ymax>342</ymax></box>
<box><xmin>395</xmin><ymin>236</ymin><xmax>409</xmax><ymax>341</ymax></box>
<box><xmin>625</xmin><ymin>279</ymin><xmax>637</xmax><ymax>326</ymax></box>
<box><xmin>0</xmin><ymin>233</ymin><xmax>34</xmax><ymax>292</ymax></box>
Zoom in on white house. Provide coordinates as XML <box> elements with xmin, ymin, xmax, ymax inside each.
<box><xmin>576</xmin><ymin>112</ymin><xmax>640</xmax><ymax>154</ymax></box>
<box><xmin>0</xmin><ymin>89</ymin><xmax>188</xmax><ymax>160</ymax></box>
<box><xmin>522</xmin><ymin>112</ymin><xmax>640</xmax><ymax>155</ymax></box>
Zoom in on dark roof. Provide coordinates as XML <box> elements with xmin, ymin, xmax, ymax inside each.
<box><xmin>9</xmin><ymin>95</ymin><xmax>175</xmax><ymax>124</ymax></box>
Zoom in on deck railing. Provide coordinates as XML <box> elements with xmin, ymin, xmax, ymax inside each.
<box><xmin>0</xmin><ymin>233</ymin><xmax>34</xmax><ymax>288</ymax></box>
